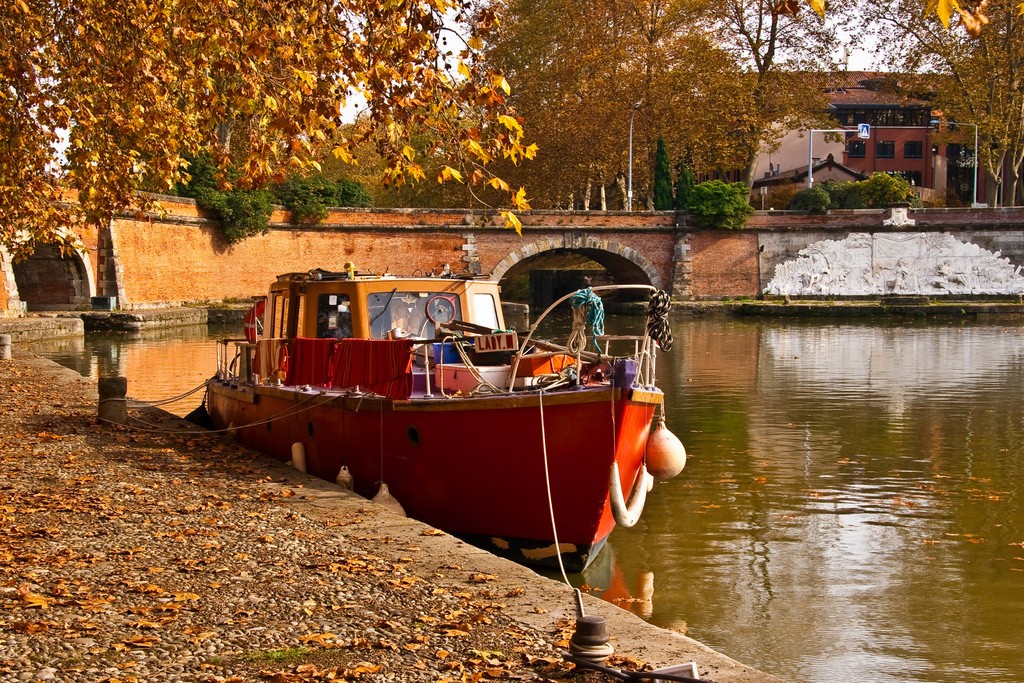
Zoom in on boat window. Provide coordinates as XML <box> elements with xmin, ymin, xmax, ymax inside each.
<box><xmin>367</xmin><ymin>291</ymin><xmax>461</xmax><ymax>339</ymax></box>
<box><xmin>316</xmin><ymin>294</ymin><xmax>353</xmax><ymax>339</ymax></box>
<box><xmin>271</xmin><ymin>294</ymin><xmax>289</xmax><ymax>338</ymax></box>
<box><xmin>472</xmin><ymin>293</ymin><xmax>499</xmax><ymax>330</ymax></box>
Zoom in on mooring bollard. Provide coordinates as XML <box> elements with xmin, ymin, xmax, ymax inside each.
<box><xmin>98</xmin><ymin>376</ymin><xmax>128</xmax><ymax>425</ymax></box>
<box><xmin>0</xmin><ymin>334</ymin><xmax>10</xmax><ymax>361</ymax></box>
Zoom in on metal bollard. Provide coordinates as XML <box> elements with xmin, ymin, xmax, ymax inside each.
<box><xmin>0</xmin><ymin>334</ymin><xmax>10</xmax><ymax>360</ymax></box>
<box><xmin>98</xmin><ymin>376</ymin><xmax>128</xmax><ymax>425</ymax></box>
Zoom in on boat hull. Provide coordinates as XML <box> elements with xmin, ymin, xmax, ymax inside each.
<box><xmin>206</xmin><ymin>380</ymin><xmax>660</xmax><ymax>571</ymax></box>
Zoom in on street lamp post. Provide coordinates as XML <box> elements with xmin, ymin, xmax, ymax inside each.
<box><xmin>807</xmin><ymin>128</ymin><xmax>853</xmax><ymax>188</ymax></box>
<box><xmin>627</xmin><ymin>102</ymin><xmax>640</xmax><ymax>212</ymax></box>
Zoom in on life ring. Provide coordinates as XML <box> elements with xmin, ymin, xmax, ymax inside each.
<box><xmin>243</xmin><ymin>298</ymin><xmax>266</xmax><ymax>343</ymax></box>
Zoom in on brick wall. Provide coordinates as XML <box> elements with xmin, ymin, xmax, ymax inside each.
<box><xmin>6</xmin><ymin>201</ymin><xmax>1024</xmax><ymax>313</ymax></box>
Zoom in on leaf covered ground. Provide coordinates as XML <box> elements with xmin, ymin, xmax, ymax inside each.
<box><xmin>0</xmin><ymin>353</ymin><xmax>637</xmax><ymax>683</ymax></box>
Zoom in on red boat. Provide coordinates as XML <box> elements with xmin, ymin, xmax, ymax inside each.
<box><xmin>205</xmin><ymin>268</ymin><xmax>685</xmax><ymax>571</ymax></box>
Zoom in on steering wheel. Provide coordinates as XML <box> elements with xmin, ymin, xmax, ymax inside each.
<box><xmin>425</xmin><ymin>295</ymin><xmax>457</xmax><ymax>324</ymax></box>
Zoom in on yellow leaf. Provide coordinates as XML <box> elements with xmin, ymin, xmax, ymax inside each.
<box><xmin>933</xmin><ymin>0</ymin><xmax>954</xmax><ymax>26</ymax></box>
<box><xmin>512</xmin><ymin>186</ymin><xmax>531</xmax><ymax>211</ymax></box>
<box><xmin>457</xmin><ymin>61</ymin><xmax>471</xmax><ymax>79</ymax></box>
<box><xmin>487</xmin><ymin>177</ymin><xmax>510</xmax><ymax>192</ymax></box>
<box><xmin>497</xmin><ymin>115</ymin><xmax>521</xmax><ymax>133</ymax></box>
<box><xmin>438</xmin><ymin>166</ymin><xmax>463</xmax><ymax>183</ymax></box>
<box><xmin>468</xmin><ymin>36</ymin><xmax>483</xmax><ymax>50</ymax></box>
<box><xmin>807</xmin><ymin>0</ymin><xmax>825</xmax><ymax>16</ymax></box>
<box><xmin>502</xmin><ymin>211</ymin><xmax>522</xmax><ymax>236</ymax></box>
<box><xmin>401</xmin><ymin>145</ymin><xmax>416</xmax><ymax>162</ymax></box>
<box><xmin>494</xmin><ymin>75</ymin><xmax>511</xmax><ymax>95</ymax></box>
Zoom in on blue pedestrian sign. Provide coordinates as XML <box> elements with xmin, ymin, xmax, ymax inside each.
<box><xmin>857</xmin><ymin>123</ymin><xmax>871</xmax><ymax>139</ymax></box>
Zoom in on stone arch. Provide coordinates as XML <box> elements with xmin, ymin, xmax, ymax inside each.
<box><xmin>12</xmin><ymin>244</ymin><xmax>95</xmax><ymax>311</ymax></box>
<box><xmin>489</xmin><ymin>236</ymin><xmax>662</xmax><ymax>288</ymax></box>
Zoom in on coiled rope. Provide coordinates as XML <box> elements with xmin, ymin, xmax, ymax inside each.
<box><xmin>645</xmin><ymin>290</ymin><xmax>673</xmax><ymax>352</ymax></box>
<box><xmin>567</xmin><ymin>287</ymin><xmax>605</xmax><ymax>355</ymax></box>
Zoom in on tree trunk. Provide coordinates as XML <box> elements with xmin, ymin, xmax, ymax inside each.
<box><xmin>599</xmin><ymin>179</ymin><xmax>607</xmax><ymax>211</ymax></box>
<box><xmin>616</xmin><ymin>173</ymin><xmax>627</xmax><ymax>210</ymax></box>
<box><xmin>583</xmin><ymin>179</ymin><xmax>592</xmax><ymax>211</ymax></box>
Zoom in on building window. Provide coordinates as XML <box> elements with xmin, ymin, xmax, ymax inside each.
<box><xmin>847</xmin><ymin>141</ymin><xmax>866</xmax><ymax>158</ymax></box>
<box><xmin>876</xmin><ymin>141</ymin><xmax>895</xmax><ymax>158</ymax></box>
<box><xmin>904</xmin><ymin>141</ymin><xmax>923</xmax><ymax>159</ymax></box>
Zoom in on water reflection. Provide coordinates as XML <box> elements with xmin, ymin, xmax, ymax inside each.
<box><xmin>609</xmin><ymin>318</ymin><xmax>1024</xmax><ymax>683</ymax></box>
<box><xmin>22</xmin><ymin>317</ymin><xmax>1024</xmax><ymax>682</ymax></box>
<box><xmin>22</xmin><ymin>324</ymin><xmax>236</xmax><ymax>416</ymax></box>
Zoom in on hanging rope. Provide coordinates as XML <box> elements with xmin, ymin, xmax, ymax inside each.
<box><xmin>645</xmin><ymin>290</ymin><xmax>673</xmax><ymax>352</ymax></box>
<box><xmin>568</xmin><ymin>287</ymin><xmax>605</xmax><ymax>354</ymax></box>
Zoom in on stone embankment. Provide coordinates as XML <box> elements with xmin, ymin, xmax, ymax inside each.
<box><xmin>0</xmin><ymin>352</ymin><xmax>779</xmax><ymax>683</ymax></box>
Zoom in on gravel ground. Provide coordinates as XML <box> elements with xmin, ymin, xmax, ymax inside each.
<box><xmin>0</xmin><ymin>352</ymin><xmax>779</xmax><ymax>683</ymax></box>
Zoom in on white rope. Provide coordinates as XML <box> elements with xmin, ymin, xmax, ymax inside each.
<box><xmin>566</xmin><ymin>306</ymin><xmax>588</xmax><ymax>356</ymax></box>
<box><xmin>537</xmin><ymin>389</ymin><xmax>585</xmax><ymax>617</ymax></box>
<box><xmin>125</xmin><ymin>380</ymin><xmax>211</xmax><ymax>408</ymax></box>
<box><xmin>117</xmin><ymin>389</ymin><xmax>324</xmax><ymax>435</ymax></box>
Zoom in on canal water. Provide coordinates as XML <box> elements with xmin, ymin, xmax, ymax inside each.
<box><xmin>22</xmin><ymin>316</ymin><xmax>1024</xmax><ymax>682</ymax></box>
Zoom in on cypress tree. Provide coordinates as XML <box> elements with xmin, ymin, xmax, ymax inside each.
<box><xmin>674</xmin><ymin>158</ymin><xmax>695</xmax><ymax>210</ymax></box>
<box><xmin>653</xmin><ymin>136</ymin><xmax>673</xmax><ymax>210</ymax></box>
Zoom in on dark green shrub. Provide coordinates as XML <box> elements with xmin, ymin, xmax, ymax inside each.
<box><xmin>788</xmin><ymin>186</ymin><xmax>831</xmax><ymax>213</ymax></box>
<box><xmin>216</xmin><ymin>188</ymin><xmax>274</xmax><ymax>243</ymax></box>
<box><xmin>688</xmin><ymin>180</ymin><xmax>754</xmax><ymax>229</ymax></box>
<box><xmin>274</xmin><ymin>175</ymin><xmax>336</xmax><ymax>223</ymax></box>
<box><xmin>335</xmin><ymin>178</ymin><xmax>373</xmax><ymax>208</ymax></box>
<box><xmin>175</xmin><ymin>154</ymin><xmax>273</xmax><ymax>244</ymax></box>
<box><xmin>821</xmin><ymin>180</ymin><xmax>866</xmax><ymax>209</ymax></box>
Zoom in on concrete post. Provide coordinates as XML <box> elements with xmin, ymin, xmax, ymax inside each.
<box><xmin>0</xmin><ymin>334</ymin><xmax>10</xmax><ymax>360</ymax></box>
<box><xmin>98</xmin><ymin>376</ymin><xmax>128</xmax><ymax>425</ymax></box>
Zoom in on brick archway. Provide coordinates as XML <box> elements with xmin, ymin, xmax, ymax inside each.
<box><xmin>12</xmin><ymin>244</ymin><xmax>95</xmax><ymax>311</ymax></box>
<box><xmin>489</xmin><ymin>236</ymin><xmax>663</xmax><ymax>288</ymax></box>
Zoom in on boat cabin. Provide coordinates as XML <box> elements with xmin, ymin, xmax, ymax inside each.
<box><xmin>264</xmin><ymin>269</ymin><xmax>506</xmax><ymax>342</ymax></box>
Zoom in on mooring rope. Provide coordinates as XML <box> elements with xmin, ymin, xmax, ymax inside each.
<box><xmin>645</xmin><ymin>289</ymin><xmax>673</xmax><ymax>352</ymax></box>
<box><xmin>125</xmin><ymin>380</ymin><xmax>211</xmax><ymax>408</ymax></box>
<box><xmin>537</xmin><ymin>389</ymin><xmax>586</xmax><ymax>617</ymax></box>
<box><xmin>568</xmin><ymin>287</ymin><xmax>605</xmax><ymax>355</ymax></box>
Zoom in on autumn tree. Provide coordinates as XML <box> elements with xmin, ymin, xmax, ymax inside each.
<box><xmin>484</xmin><ymin>0</ymin><xmax>759</xmax><ymax>209</ymax></box>
<box><xmin>858</xmin><ymin>0</ymin><xmax>1024</xmax><ymax>206</ymax></box>
<box><xmin>0</xmin><ymin>0</ymin><xmax>534</xmax><ymax>259</ymax></box>
<box><xmin>700</xmin><ymin>0</ymin><xmax>842</xmax><ymax>187</ymax></box>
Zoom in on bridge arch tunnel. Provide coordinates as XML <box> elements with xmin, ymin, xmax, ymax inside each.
<box><xmin>12</xmin><ymin>243</ymin><xmax>94</xmax><ymax>311</ymax></box>
<box><xmin>493</xmin><ymin>245</ymin><xmax>658</xmax><ymax>312</ymax></box>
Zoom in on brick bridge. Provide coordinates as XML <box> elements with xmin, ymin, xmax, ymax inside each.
<box><xmin>3</xmin><ymin>196</ymin><xmax>1024</xmax><ymax>314</ymax></box>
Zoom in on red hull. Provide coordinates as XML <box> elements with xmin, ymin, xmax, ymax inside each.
<box><xmin>206</xmin><ymin>380</ymin><xmax>659</xmax><ymax>569</ymax></box>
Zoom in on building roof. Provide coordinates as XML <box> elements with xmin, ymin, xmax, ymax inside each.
<box><xmin>826</xmin><ymin>71</ymin><xmax>932</xmax><ymax>109</ymax></box>
<box><xmin>752</xmin><ymin>153</ymin><xmax>866</xmax><ymax>189</ymax></box>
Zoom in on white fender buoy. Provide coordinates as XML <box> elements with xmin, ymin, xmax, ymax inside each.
<box><xmin>336</xmin><ymin>465</ymin><xmax>354</xmax><ymax>490</ymax></box>
<box><xmin>609</xmin><ymin>463</ymin><xmax>654</xmax><ymax>528</ymax></box>
<box><xmin>645</xmin><ymin>418</ymin><xmax>686</xmax><ymax>480</ymax></box>
<box><xmin>372</xmin><ymin>482</ymin><xmax>406</xmax><ymax>517</ymax></box>
<box><xmin>291</xmin><ymin>442</ymin><xmax>307</xmax><ymax>473</ymax></box>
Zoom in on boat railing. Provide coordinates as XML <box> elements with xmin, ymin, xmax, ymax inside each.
<box><xmin>217</xmin><ymin>338</ymin><xmax>253</xmax><ymax>382</ymax></box>
<box><xmin>508</xmin><ymin>285</ymin><xmax>658</xmax><ymax>392</ymax></box>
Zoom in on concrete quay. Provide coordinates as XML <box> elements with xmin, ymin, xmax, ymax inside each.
<box><xmin>0</xmin><ymin>351</ymin><xmax>780</xmax><ymax>683</ymax></box>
